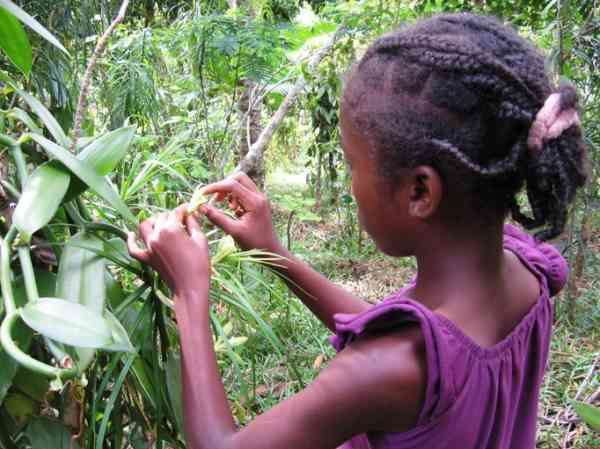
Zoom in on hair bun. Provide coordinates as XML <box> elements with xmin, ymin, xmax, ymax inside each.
<box><xmin>558</xmin><ymin>80</ymin><xmax>579</xmax><ymax>111</ymax></box>
<box><xmin>527</xmin><ymin>81</ymin><xmax>581</xmax><ymax>154</ymax></box>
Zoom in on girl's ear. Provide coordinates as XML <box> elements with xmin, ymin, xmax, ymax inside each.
<box><xmin>407</xmin><ymin>166</ymin><xmax>443</xmax><ymax>219</ymax></box>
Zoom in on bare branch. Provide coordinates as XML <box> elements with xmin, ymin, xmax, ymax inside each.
<box><xmin>70</xmin><ymin>0</ymin><xmax>130</xmax><ymax>153</ymax></box>
<box><xmin>236</xmin><ymin>25</ymin><xmax>347</xmax><ymax>174</ymax></box>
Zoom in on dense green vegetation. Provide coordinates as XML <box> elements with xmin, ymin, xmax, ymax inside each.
<box><xmin>0</xmin><ymin>0</ymin><xmax>598</xmax><ymax>448</ymax></box>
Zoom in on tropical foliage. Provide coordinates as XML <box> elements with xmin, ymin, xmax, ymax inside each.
<box><xmin>0</xmin><ymin>0</ymin><xmax>598</xmax><ymax>448</ymax></box>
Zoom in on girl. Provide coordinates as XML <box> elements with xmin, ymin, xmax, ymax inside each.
<box><xmin>127</xmin><ymin>12</ymin><xmax>587</xmax><ymax>449</ymax></box>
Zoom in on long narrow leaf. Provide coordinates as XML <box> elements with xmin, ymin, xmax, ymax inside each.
<box><xmin>29</xmin><ymin>134</ymin><xmax>136</xmax><ymax>224</ymax></box>
<box><xmin>7</xmin><ymin>108</ymin><xmax>43</xmax><ymax>134</ymax></box>
<box><xmin>0</xmin><ymin>6</ymin><xmax>31</xmax><ymax>75</ymax></box>
<box><xmin>573</xmin><ymin>401</ymin><xmax>600</xmax><ymax>432</ymax></box>
<box><xmin>0</xmin><ymin>0</ymin><xmax>68</xmax><ymax>55</ymax></box>
<box><xmin>15</xmin><ymin>90</ymin><xmax>70</xmax><ymax>147</ymax></box>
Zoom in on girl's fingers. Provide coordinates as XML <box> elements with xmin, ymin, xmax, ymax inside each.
<box><xmin>139</xmin><ymin>217</ymin><xmax>155</xmax><ymax>242</ymax></box>
<box><xmin>202</xmin><ymin>179</ymin><xmax>258</xmax><ymax>210</ymax></box>
<box><xmin>167</xmin><ymin>205</ymin><xmax>187</xmax><ymax>231</ymax></box>
<box><xmin>186</xmin><ymin>215</ymin><xmax>208</xmax><ymax>249</ymax></box>
<box><xmin>231</xmin><ymin>172</ymin><xmax>259</xmax><ymax>193</ymax></box>
<box><xmin>127</xmin><ymin>232</ymin><xmax>151</xmax><ymax>263</ymax></box>
<box><xmin>201</xmin><ymin>204</ymin><xmax>240</xmax><ymax>236</ymax></box>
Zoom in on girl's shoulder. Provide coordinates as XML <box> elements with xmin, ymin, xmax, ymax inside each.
<box><xmin>502</xmin><ymin>223</ymin><xmax>569</xmax><ymax>297</ymax></box>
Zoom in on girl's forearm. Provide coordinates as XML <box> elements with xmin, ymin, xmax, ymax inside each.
<box><xmin>175</xmin><ymin>290</ymin><xmax>236</xmax><ymax>449</ymax></box>
<box><xmin>271</xmin><ymin>244</ymin><xmax>370</xmax><ymax>331</ymax></box>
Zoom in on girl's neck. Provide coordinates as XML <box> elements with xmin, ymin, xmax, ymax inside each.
<box><xmin>411</xmin><ymin>219</ymin><xmax>506</xmax><ymax>314</ymax></box>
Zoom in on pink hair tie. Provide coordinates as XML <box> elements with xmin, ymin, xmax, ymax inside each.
<box><xmin>527</xmin><ymin>92</ymin><xmax>581</xmax><ymax>155</ymax></box>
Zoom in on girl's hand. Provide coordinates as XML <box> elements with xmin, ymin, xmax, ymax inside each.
<box><xmin>127</xmin><ymin>205</ymin><xmax>210</xmax><ymax>297</ymax></box>
<box><xmin>200</xmin><ymin>173</ymin><xmax>281</xmax><ymax>253</ymax></box>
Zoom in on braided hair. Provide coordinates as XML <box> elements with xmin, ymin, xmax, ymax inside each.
<box><xmin>342</xmin><ymin>13</ymin><xmax>587</xmax><ymax>241</ymax></box>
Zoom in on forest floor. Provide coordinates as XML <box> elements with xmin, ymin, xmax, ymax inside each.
<box><xmin>254</xmin><ymin>169</ymin><xmax>600</xmax><ymax>448</ymax></box>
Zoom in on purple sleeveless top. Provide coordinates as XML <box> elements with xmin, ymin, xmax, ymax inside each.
<box><xmin>332</xmin><ymin>225</ymin><xmax>568</xmax><ymax>449</ymax></box>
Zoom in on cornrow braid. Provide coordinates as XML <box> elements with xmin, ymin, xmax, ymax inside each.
<box><xmin>343</xmin><ymin>12</ymin><xmax>587</xmax><ymax>240</ymax></box>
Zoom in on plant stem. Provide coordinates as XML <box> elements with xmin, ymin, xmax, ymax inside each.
<box><xmin>17</xmin><ymin>247</ymin><xmax>39</xmax><ymax>302</ymax></box>
<box><xmin>0</xmin><ymin>180</ymin><xmax>20</xmax><ymax>199</ymax></box>
<box><xmin>64</xmin><ymin>202</ymin><xmax>87</xmax><ymax>228</ymax></box>
<box><xmin>0</xmin><ymin>313</ymin><xmax>78</xmax><ymax>379</ymax></box>
<box><xmin>0</xmin><ymin>227</ymin><xmax>18</xmax><ymax>315</ymax></box>
<box><xmin>0</xmin><ymin>134</ymin><xmax>17</xmax><ymax>147</ymax></box>
<box><xmin>84</xmin><ymin>222</ymin><xmax>128</xmax><ymax>240</ymax></box>
<box><xmin>10</xmin><ymin>144</ymin><xmax>28</xmax><ymax>190</ymax></box>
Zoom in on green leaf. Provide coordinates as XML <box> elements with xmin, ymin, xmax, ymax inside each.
<box><xmin>24</xmin><ymin>417</ymin><xmax>80</xmax><ymax>449</ymax></box>
<box><xmin>4</xmin><ymin>392</ymin><xmax>35</xmax><ymax>427</ymax></box>
<box><xmin>0</xmin><ymin>6</ymin><xmax>32</xmax><ymax>75</ymax></box>
<box><xmin>56</xmin><ymin>233</ymin><xmax>105</xmax><ymax>311</ymax></box>
<box><xmin>13</xmin><ymin>367</ymin><xmax>50</xmax><ymax>401</ymax></box>
<box><xmin>29</xmin><ymin>134</ymin><xmax>136</xmax><ymax>224</ymax></box>
<box><xmin>12</xmin><ymin>270</ymin><xmax>56</xmax><ymax>308</ymax></box>
<box><xmin>573</xmin><ymin>401</ymin><xmax>600</xmax><ymax>433</ymax></box>
<box><xmin>102</xmin><ymin>311</ymin><xmax>135</xmax><ymax>352</ymax></box>
<box><xmin>65</xmin><ymin>126</ymin><xmax>137</xmax><ymax>201</ymax></box>
<box><xmin>0</xmin><ymin>0</ymin><xmax>68</xmax><ymax>56</ymax></box>
<box><xmin>7</xmin><ymin>107</ymin><xmax>43</xmax><ymax>134</ymax></box>
<box><xmin>106</xmin><ymin>270</ymin><xmax>125</xmax><ymax>309</ymax></box>
<box><xmin>12</xmin><ymin>160</ymin><xmax>71</xmax><ymax>240</ymax></box>
<box><xmin>78</xmin><ymin>126</ymin><xmax>136</xmax><ymax>174</ymax></box>
<box><xmin>15</xmin><ymin>89</ymin><xmax>70</xmax><ymax>147</ymax></box>
<box><xmin>166</xmin><ymin>351</ymin><xmax>184</xmax><ymax>436</ymax></box>
<box><xmin>20</xmin><ymin>298</ymin><xmax>112</xmax><ymax>348</ymax></box>
<box><xmin>56</xmin><ymin>233</ymin><xmax>106</xmax><ymax>368</ymax></box>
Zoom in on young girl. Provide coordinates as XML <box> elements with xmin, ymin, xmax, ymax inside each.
<box><xmin>127</xmin><ymin>12</ymin><xmax>587</xmax><ymax>449</ymax></box>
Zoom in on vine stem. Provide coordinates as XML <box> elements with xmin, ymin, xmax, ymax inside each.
<box><xmin>0</xmin><ymin>227</ymin><xmax>18</xmax><ymax>315</ymax></box>
<box><xmin>0</xmin><ymin>313</ymin><xmax>78</xmax><ymax>379</ymax></box>
<box><xmin>70</xmin><ymin>0</ymin><xmax>130</xmax><ymax>153</ymax></box>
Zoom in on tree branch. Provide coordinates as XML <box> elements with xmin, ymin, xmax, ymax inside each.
<box><xmin>236</xmin><ymin>25</ymin><xmax>347</xmax><ymax>174</ymax></box>
<box><xmin>70</xmin><ymin>0</ymin><xmax>130</xmax><ymax>153</ymax></box>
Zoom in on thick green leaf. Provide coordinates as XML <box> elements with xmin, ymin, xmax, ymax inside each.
<box><xmin>25</xmin><ymin>417</ymin><xmax>80</xmax><ymax>449</ymax></box>
<box><xmin>78</xmin><ymin>126</ymin><xmax>136</xmax><ymax>174</ymax></box>
<box><xmin>20</xmin><ymin>297</ymin><xmax>112</xmax><ymax>348</ymax></box>
<box><xmin>29</xmin><ymin>134</ymin><xmax>136</xmax><ymax>224</ymax></box>
<box><xmin>7</xmin><ymin>107</ymin><xmax>43</xmax><ymax>134</ymax></box>
<box><xmin>16</xmin><ymin>90</ymin><xmax>70</xmax><ymax>147</ymax></box>
<box><xmin>0</xmin><ymin>0</ymin><xmax>68</xmax><ymax>55</ymax></box>
<box><xmin>12</xmin><ymin>160</ymin><xmax>71</xmax><ymax>240</ymax></box>
<box><xmin>0</xmin><ymin>6</ymin><xmax>31</xmax><ymax>75</ymax></box>
<box><xmin>56</xmin><ymin>233</ymin><xmax>105</xmax><ymax>311</ymax></box>
<box><xmin>56</xmin><ymin>233</ymin><xmax>106</xmax><ymax>368</ymax></box>
<box><xmin>102</xmin><ymin>311</ymin><xmax>135</xmax><ymax>352</ymax></box>
<box><xmin>166</xmin><ymin>351</ymin><xmax>185</xmax><ymax>436</ymax></box>
<box><xmin>65</xmin><ymin>127</ymin><xmax>137</xmax><ymax>201</ymax></box>
<box><xmin>573</xmin><ymin>401</ymin><xmax>600</xmax><ymax>432</ymax></box>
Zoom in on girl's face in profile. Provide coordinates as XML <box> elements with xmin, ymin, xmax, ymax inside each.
<box><xmin>340</xmin><ymin>106</ymin><xmax>413</xmax><ymax>256</ymax></box>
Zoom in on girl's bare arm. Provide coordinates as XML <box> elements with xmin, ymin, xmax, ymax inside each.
<box><xmin>128</xmin><ymin>207</ymin><xmax>426</xmax><ymax>449</ymax></box>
